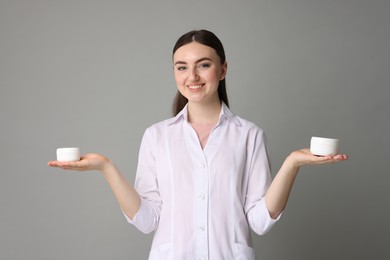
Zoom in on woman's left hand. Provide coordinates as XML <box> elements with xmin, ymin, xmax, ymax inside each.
<box><xmin>289</xmin><ymin>148</ymin><xmax>348</xmax><ymax>168</ymax></box>
<box><xmin>265</xmin><ymin>148</ymin><xmax>348</xmax><ymax>218</ymax></box>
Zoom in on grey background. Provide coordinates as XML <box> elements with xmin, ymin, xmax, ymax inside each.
<box><xmin>1</xmin><ymin>0</ymin><xmax>389</xmax><ymax>259</ymax></box>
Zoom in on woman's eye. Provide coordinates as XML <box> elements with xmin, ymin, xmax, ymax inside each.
<box><xmin>199</xmin><ymin>63</ymin><xmax>210</xmax><ymax>69</ymax></box>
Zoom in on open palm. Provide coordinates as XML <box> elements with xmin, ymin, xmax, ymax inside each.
<box><xmin>48</xmin><ymin>153</ymin><xmax>110</xmax><ymax>172</ymax></box>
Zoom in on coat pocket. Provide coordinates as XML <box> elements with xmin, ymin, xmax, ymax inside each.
<box><xmin>233</xmin><ymin>243</ymin><xmax>256</xmax><ymax>260</ymax></box>
<box><xmin>148</xmin><ymin>243</ymin><xmax>172</xmax><ymax>260</ymax></box>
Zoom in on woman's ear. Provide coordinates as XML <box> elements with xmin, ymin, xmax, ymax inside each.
<box><xmin>220</xmin><ymin>62</ymin><xmax>227</xmax><ymax>80</ymax></box>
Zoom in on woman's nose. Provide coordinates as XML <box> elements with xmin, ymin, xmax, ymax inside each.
<box><xmin>189</xmin><ymin>68</ymin><xmax>200</xmax><ymax>81</ymax></box>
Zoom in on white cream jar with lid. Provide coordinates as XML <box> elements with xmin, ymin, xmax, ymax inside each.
<box><xmin>310</xmin><ymin>137</ymin><xmax>339</xmax><ymax>156</ymax></box>
<box><xmin>56</xmin><ymin>147</ymin><xmax>80</xmax><ymax>162</ymax></box>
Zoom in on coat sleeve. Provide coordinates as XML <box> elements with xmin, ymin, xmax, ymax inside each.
<box><xmin>244</xmin><ymin>128</ymin><xmax>281</xmax><ymax>235</ymax></box>
<box><xmin>123</xmin><ymin>127</ymin><xmax>162</xmax><ymax>234</ymax></box>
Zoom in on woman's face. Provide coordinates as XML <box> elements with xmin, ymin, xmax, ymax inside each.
<box><xmin>173</xmin><ymin>42</ymin><xmax>227</xmax><ymax>105</ymax></box>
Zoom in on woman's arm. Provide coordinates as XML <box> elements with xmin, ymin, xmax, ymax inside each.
<box><xmin>48</xmin><ymin>153</ymin><xmax>141</xmax><ymax>219</ymax></box>
<box><xmin>265</xmin><ymin>149</ymin><xmax>348</xmax><ymax>219</ymax></box>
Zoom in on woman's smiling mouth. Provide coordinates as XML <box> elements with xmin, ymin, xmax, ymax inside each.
<box><xmin>188</xmin><ymin>84</ymin><xmax>205</xmax><ymax>90</ymax></box>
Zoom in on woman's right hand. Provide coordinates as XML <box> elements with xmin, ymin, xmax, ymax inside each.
<box><xmin>49</xmin><ymin>153</ymin><xmax>141</xmax><ymax>218</ymax></box>
<box><xmin>48</xmin><ymin>153</ymin><xmax>112</xmax><ymax>172</ymax></box>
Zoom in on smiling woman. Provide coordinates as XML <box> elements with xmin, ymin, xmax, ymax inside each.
<box><xmin>173</xmin><ymin>42</ymin><xmax>227</xmax><ymax>122</ymax></box>
<box><xmin>48</xmin><ymin>29</ymin><xmax>348</xmax><ymax>260</ymax></box>
<box><xmin>172</xmin><ymin>30</ymin><xmax>229</xmax><ymax>116</ymax></box>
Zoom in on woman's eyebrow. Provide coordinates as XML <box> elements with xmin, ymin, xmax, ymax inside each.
<box><xmin>174</xmin><ymin>57</ymin><xmax>212</xmax><ymax>66</ymax></box>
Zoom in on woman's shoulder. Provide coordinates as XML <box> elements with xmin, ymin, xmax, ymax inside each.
<box><xmin>143</xmin><ymin>115</ymin><xmax>181</xmax><ymax>136</ymax></box>
<box><xmin>233</xmin><ymin>114</ymin><xmax>265</xmax><ymax>134</ymax></box>
<box><xmin>222</xmin><ymin>104</ymin><xmax>264</xmax><ymax>134</ymax></box>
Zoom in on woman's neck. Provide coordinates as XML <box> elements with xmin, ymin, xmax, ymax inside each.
<box><xmin>187</xmin><ymin>100</ymin><xmax>221</xmax><ymax>125</ymax></box>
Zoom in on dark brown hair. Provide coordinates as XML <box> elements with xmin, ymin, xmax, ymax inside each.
<box><xmin>172</xmin><ymin>29</ymin><xmax>229</xmax><ymax>116</ymax></box>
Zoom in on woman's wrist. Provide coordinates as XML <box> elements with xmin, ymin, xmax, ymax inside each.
<box><xmin>285</xmin><ymin>152</ymin><xmax>302</xmax><ymax>171</ymax></box>
<box><xmin>100</xmin><ymin>158</ymin><xmax>115</xmax><ymax>175</ymax></box>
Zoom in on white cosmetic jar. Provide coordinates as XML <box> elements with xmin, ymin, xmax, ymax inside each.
<box><xmin>56</xmin><ymin>147</ymin><xmax>80</xmax><ymax>162</ymax></box>
<box><xmin>310</xmin><ymin>137</ymin><xmax>339</xmax><ymax>156</ymax></box>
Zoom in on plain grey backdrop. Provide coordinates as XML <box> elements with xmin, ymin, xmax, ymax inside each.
<box><xmin>1</xmin><ymin>0</ymin><xmax>389</xmax><ymax>259</ymax></box>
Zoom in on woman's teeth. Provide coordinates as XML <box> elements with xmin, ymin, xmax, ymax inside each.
<box><xmin>188</xmin><ymin>85</ymin><xmax>203</xmax><ymax>89</ymax></box>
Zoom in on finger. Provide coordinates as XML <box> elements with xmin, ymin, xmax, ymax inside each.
<box><xmin>316</xmin><ymin>155</ymin><xmax>347</xmax><ymax>164</ymax></box>
<box><xmin>57</xmin><ymin>165</ymin><xmax>78</xmax><ymax>171</ymax></box>
<box><xmin>332</xmin><ymin>154</ymin><xmax>349</xmax><ymax>161</ymax></box>
<box><xmin>48</xmin><ymin>161</ymin><xmax>67</xmax><ymax>168</ymax></box>
<box><xmin>55</xmin><ymin>164</ymin><xmax>85</xmax><ymax>171</ymax></box>
<box><xmin>48</xmin><ymin>161</ymin><xmax>56</xmax><ymax>167</ymax></box>
<box><xmin>48</xmin><ymin>160</ymin><xmax>85</xmax><ymax>169</ymax></box>
<box><xmin>313</xmin><ymin>155</ymin><xmax>333</xmax><ymax>161</ymax></box>
<box><xmin>308</xmin><ymin>155</ymin><xmax>335</xmax><ymax>164</ymax></box>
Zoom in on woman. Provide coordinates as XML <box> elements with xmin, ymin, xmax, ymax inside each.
<box><xmin>48</xmin><ymin>29</ymin><xmax>348</xmax><ymax>259</ymax></box>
